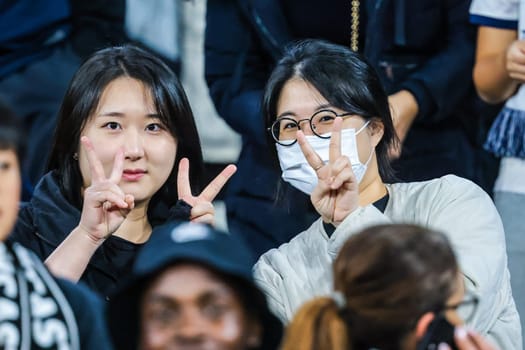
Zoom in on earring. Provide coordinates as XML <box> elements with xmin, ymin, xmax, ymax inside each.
<box><xmin>73</xmin><ymin>153</ymin><xmax>79</xmax><ymax>160</ymax></box>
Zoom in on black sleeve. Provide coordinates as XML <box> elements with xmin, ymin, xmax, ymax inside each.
<box><xmin>167</xmin><ymin>199</ymin><xmax>193</xmax><ymax>221</ymax></box>
<box><xmin>398</xmin><ymin>0</ymin><xmax>476</xmax><ymax>123</ymax></box>
<box><xmin>8</xmin><ymin>203</ymin><xmax>52</xmax><ymax>260</ymax></box>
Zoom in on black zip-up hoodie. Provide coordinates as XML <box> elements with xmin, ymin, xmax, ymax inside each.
<box><xmin>8</xmin><ymin>171</ymin><xmax>191</xmax><ymax>299</ymax></box>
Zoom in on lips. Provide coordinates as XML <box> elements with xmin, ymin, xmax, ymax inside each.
<box><xmin>122</xmin><ymin>169</ymin><xmax>146</xmax><ymax>181</ymax></box>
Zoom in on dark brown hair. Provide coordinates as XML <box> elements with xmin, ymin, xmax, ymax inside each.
<box><xmin>281</xmin><ymin>224</ymin><xmax>459</xmax><ymax>350</ymax></box>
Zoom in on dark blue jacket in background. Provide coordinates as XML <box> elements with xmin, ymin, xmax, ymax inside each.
<box><xmin>205</xmin><ymin>0</ymin><xmax>500</xmax><ymax>258</ymax></box>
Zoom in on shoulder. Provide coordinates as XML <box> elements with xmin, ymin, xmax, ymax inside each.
<box><xmin>56</xmin><ymin>279</ymin><xmax>114</xmax><ymax>349</ymax></box>
<box><xmin>11</xmin><ymin>201</ymin><xmax>36</xmax><ymax>238</ymax></box>
<box><xmin>387</xmin><ymin>175</ymin><xmax>499</xmax><ymax>232</ymax></box>
<box><xmin>10</xmin><ymin>171</ymin><xmax>81</xmax><ymax>256</ymax></box>
<box><xmin>56</xmin><ymin>278</ymin><xmax>103</xmax><ymax>309</ymax></box>
<box><xmin>254</xmin><ymin>218</ymin><xmax>326</xmax><ymax>279</ymax></box>
<box><xmin>389</xmin><ymin>174</ymin><xmax>488</xmax><ymax>201</ymax></box>
<box><xmin>8</xmin><ymin>201</ymin><xmax>55</xmax><ymax>260</ymax></box>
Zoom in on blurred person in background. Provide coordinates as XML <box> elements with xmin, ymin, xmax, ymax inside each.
<box><xmin>281</xmin><ymin>224</ymin><xmax>497</xmax><ymax>350</ymax></box>
<box><xmin>470</xmin><ymin>1</ymin><xmax>525</xmax><ymax>346</ymax></box>
<box><xmin>0</xmin><ymin>100</ymin><xmax>113</xmax><ymax>350</ymax></box>
<box><xmin>107</xmin><ymin>221</ymin><xmax>282</xmax><ymax>350</ymax></box>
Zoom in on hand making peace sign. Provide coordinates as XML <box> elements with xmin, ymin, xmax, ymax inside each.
<box><xmin>78</xmin><ymin>136</ymin><xmax>134</xmax><ymax>242</ymax></box>
<box><xmin>177</xmin><ymin>158</ymin><xmax>237</xmax><ymax>225</ymax></box>
<box><xmin>296</xmin><ymin>117</ymin><xmax>360</xmax><ymax>226</ymax></box>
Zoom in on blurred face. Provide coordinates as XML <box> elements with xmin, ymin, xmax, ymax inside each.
<box><xmin>0</xmin><ymin>149</ymin><xmax>21</xmax><ymax>241</ymax></box>
<box><xmin>442</xmin><ymin>273</ymin><xmax>467</xmax><ymax>326</ymax></box>
<box><xmin>406</xmin><ymin>273</ymin><xmax>470</xmax><ymax>350</ymax></box>
<box><xmin>78</xmin><ymin>77</ymin><xmax>177</xmax><ymax>204</ymax></box>
<box><xmin>140</xmin><ymin>263</ymin><xmax>261</xmax><ymax>350</ymax></box>
<box><xmin>277</xmin><ymin>78</ymin><xmax>379</xmax><ymax>164</ymax></box>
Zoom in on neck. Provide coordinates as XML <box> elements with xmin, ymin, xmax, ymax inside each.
<box><xmin>112</xmin><ymin>200</ymin><xmax>152</xmax><ymax>244</ymax></box>
<box><xmin>358</xmin><ymin>159</ymin><xmax>387</xmax><ymax>207</ymax></box>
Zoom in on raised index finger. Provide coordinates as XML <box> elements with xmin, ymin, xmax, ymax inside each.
<box><xmin>177</xmin><ymin>158</ymin><xmax>192</xmax><ymax>199</ymax></box>
<box><xmin>329</xmin><ymin>117</ymin><xmax>343</xmax><ymax>165</ymax></box>
<box><xmin>80</xmin><ymin>136</ymin><xmax>106</xmax><ymax>182</ymax></box>
<box><xmin>297</xmin><ymin>130</ymin><xmax>324</xmax><ymax>171</ymax></box>
<box><xmin>199</xmin><ymin>164</ymin><xmax>237</xmax><ymax>201</ymax></box>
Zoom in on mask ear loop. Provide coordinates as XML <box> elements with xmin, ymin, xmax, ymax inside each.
<box><xmin>355</xmin><ymin>120</ymin><xmax>371</xmax><ymax>135</ymax></box>
<box><xmin>354</xmin><ymin>120</ymin><xmax>374</xmax><ymax>166</ymax></box>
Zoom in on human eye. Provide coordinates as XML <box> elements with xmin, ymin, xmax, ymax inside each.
<box><xmin>202</xmin><ymin>302</ymin><xmax>229</xmax><ymax>320</ymax></box>
<box><xmin>147</xmin><ymin>306</ymin><xmax>178</xmax><ymax>327</ymax></box>
<box><xmin>102</xmin><ymin>121</ymin><xmax>121</xmax><ymax>131</ymax></box>
<box><xmin>316</xmin><ymin>112</ymin><xmax>336</xmax><ymax>124</ymax></box>
<box><xmin>279</xmin><ymin>119</ymin><xmax>298</xmax><ymax>131</ymax></box>
<box><xmin>0</xmin><ymin>160</ymin><xmax>11</xmax><ymax>171</ymax></box>
<box><xmin>145</xmin><ymin>123</ymin><xmax>165</xmax><ymax>133</ymax></box>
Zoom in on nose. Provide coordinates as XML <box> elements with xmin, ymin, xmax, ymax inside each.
<box><xmin>174</xmin><ymin>309</ymin><xmax>205</xmax><ymax>344</ymax></box>
<box><xmin>123</xmin><ymin>129</ymin><xmax>145</xmax><ymax>160</ymax></box>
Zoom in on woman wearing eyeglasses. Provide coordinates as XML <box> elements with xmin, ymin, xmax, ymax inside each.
<box><xmin>281</xmin><ymin>224</ymin><xmax>493</xmax><ymax>350</ymax></box>
<box><xmin>253</xmin><ymin>39</ymin><xmax>521</xmax><ymax>349</ymax></box>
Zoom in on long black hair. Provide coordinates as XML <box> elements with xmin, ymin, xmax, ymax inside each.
<box><xmin>48</xmin><ymin>45</ymin><xmax>203</xmax><ymax>221</ymax></box>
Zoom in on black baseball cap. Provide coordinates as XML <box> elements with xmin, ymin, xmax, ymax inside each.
<box><xmin>107</xmin><ymin>221</ymin><xmax>283</xmax><ymax>349</ymax></box>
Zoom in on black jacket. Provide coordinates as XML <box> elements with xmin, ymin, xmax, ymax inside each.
<box><xmin>8</xmin><ymin>171</ymin><xmax>190</xmax><ymax>298</ymax></box>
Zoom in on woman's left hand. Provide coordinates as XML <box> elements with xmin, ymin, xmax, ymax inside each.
<box><xmin>177</xmin><ymin>158</ymin><xmax>237</xmax><ymax>225</ymax></box>
<box><xmin>297</xmin><ymin>118</ymin><xmax>360</xmax><ymax>226</ymax></box>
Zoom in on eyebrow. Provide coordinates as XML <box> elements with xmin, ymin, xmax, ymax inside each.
<box><xmin>97</xmin><ymin>112</ymin><xmax>161</xmax><ymax>118</ymax></box>
<box><xmin>145</xmin><ymin>290</ymin><xmax>230</xmax><ymax>307</ymax></box>
<box><xmin>277</xmin><ymin>103</ymin><xmax>334</xmax><ymax>119</ymax></box>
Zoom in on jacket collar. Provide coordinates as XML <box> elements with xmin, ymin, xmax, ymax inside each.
<box><xmin>30</xmin><ymin>171</ymin><xmax>81</xmax><ymax>248</ymax></box>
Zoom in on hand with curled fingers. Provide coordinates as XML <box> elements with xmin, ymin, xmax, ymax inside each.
<box><xmin>438</xmin><ymin>327</ymin><xmax>499</xmax><ymax>350</ymax></box>
<box><xmin>78</xmin><ymin>136</ymin><xmax>134</xmax><ymax>243</ymax></box>
<box><xmin>506</xmin><ymin>39</ymin><xmax>525</xmax><ymax>83</ymax></box>
<box><xmin>297</xmin><ymin>117</ymin><xmax>359</xmax><ymax>226</ymax></box>
<box><xmin>177</xmin><ymin>158</ymin><xmax>237</xmax><ymax>225</ymax></box>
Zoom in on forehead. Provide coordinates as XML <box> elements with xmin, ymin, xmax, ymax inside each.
<box><xmin>95</xmin><ymin>76</ymin><xmax>155</xmax><ymax>113</ymax></box>
<box><xmin>0</xmin><ymin>148</ymin><xmax>19</xmax><ymax>163</ymax></box>
<box><xmin>145</xmin><ymin>263</ymin><xmax>237</xmax><ymax>300</ymax></box>
<box><xmin>276</xmin><ymin>78</ymin><xmax>343</xmax><ymax>117</ymax></box>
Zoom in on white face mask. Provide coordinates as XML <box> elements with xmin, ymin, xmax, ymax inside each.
<box><xmin>276</xmin><ymin>122</ymin><xmax>373</xmax><ymax>195</ymax></box>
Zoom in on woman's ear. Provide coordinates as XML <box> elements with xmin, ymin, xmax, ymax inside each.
<box><xmin>368</xmin><ymin>119</ymin><xmax>384</xmax><ymax>147</ymax></box>
<box><xmin>415</xmin><ymin>312</ymin><xmax>436</xmax><ymax>340</ymax></box>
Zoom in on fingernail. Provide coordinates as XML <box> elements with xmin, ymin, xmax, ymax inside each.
<box><xmin>455</xmin><ymin>326</ymin><xmax>467</xmax><ymax>339</ymax></box>
<box><xmin>438</xmin><ymin>343</ymin><xmax>450</xmax><ymax>350</ymax></box>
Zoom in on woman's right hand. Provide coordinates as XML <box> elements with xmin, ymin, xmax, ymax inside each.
<box><xmin>439</xmin><ymin>327</ymin><xmax>499</xmax><ymax>350</ymax></box>
<box><xmin>77</xmin><ymin>136</ymin><xmax>134</xmax><ymax>243</ymax></box>
<box><xmin>296</xmin><ymin>117</ymin><xmax>359</xmax><ymax>226</ymax></box>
